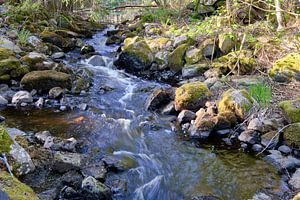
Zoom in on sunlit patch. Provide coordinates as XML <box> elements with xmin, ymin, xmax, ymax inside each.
<box><xmin>71</xmin><ymin>116</ymin><xmax>85</xmax><ymax>124</ymax></box>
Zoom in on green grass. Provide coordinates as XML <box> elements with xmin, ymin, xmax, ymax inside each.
<box><xmin>141</xmin><ymin>8</ymin><xmax>176</xmax><ymax>23</ymax></box>
<box><xmin>249</xmin><ymin>82</ymin><xmax>272</xmax><ymax>108</ymax></box>
<box><xmin>17</xmin><ymin>28</ymin><xmax>31</xmax><ymax>46</ymax></box>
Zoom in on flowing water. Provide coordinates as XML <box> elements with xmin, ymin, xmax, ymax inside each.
<box><xmin>0</xmin><ymin>30</ymin><xmax>282</xmax><ymax>200</ymax></box>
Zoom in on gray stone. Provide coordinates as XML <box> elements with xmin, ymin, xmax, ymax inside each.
<box><xmin>79</xmin><ymin>103</ymin><xmax>88</xmax><ymax>111</ymax></box>
<box><xmin>251</xmin><ymin>192</ymin><xmax>272</xmax><ymax>200</ymax></box>
<box><xmin>216</xmin><ymin>129</ymin><xmax>231</xmax><ymax>138</ymax></box>
<box><xmin>35</xmin><ymin>131</ymin><xmax>51</xmax><ymax>143</ymax></box>
<box><xmin>248</xmin><ymin>118</ymin><xmax>263</xmax><ymax>132</ymax></box>
<box><xmin>60</xmin><ymin>105</ymin><xmax>67</xmax><ymax>111</ymax></box>
<box><xmin>261</xmin><ymin>131</ymin><xmax>279</xmax><ymax>148</ymax></box>
<box><xmin>81</xmin><ymin>176</ymin><xmax>111</xmax><ymax>199</ymax></box>
<box><xmin>81</xmin><ymin>162</ymin><xmax>107</xmax><ymax>181</ymax></box>
<box><xmin>0</xmin><ymin>95</ymin><xmax>8</xmax><ymax>106</ymax></box>
<box><xmin>51</xmin><ymin>52</ymin><xmax>65</xmax><ymax>59</ymax></box>
<box><xmin>278</xmin><ymin>145</ymin><xmax>292</xmax><ymax>155</ymax></box>
<box><xmin>288</xmin><ymin>168</ymin><xmax>300</xmax><ymax>190</ymax></box>
<box><xmin>238</xmin><ymin>130</ymin><xmax>260</xmax><ymax>145</ymax></box>
<box><xmin>204</xmin><ymin>77</ymin><xmax>218</xmax><ymax>88</ymax></box>
<box><xmin>252</xmin><ymin>144</ymin><xmax>263</xmax><ymax>152</ymax></box>
<box><xmin>177</xmin><ymin>110</ymin><xmax>196</xmax><ymax>124</ymax></box>
<box><xmin>49</xmin><ymin>87</ymin><xmax>64</xmax><ymax>99</ymax></box>
<box><xmin>87</xmin><ymin>55</ymin><xmax>106</xmax><ymax>66</ymax></box>
<box><xmin>12</xmin><ymin>91</ymin><xmax>33</xmax><ymax>105</ymax></box>
<box><xmin>145</xmin><ymin>87</ymin><xmax>174</xmax><ymax>111</ymax></box>
<box><xmin>35</xmin><ymin>97</ymin><xmax>44</xmax><ymax>109</ymax></box>
<box><xmin>53</xmin><ymin>151</ymin><xmax>83</xmax><ymax>173</ymax></box>
<box><xmin>241</xmin><ymin>143</ymin><xmax>248</xmax><ymax>149</ymax></box>
<box><xmin>161</xmin><ymin>101</ymin><xmax>176</xmax><ymax>115</ymax></box>
<box><xmin>173</xmin><ymin>35</ymin><xmax>188</xmax><ymax>47</ymax></box>
<box><xmin>264</xmin><ymin>150</ymin><xmax>300</xmax><ymax>172</ymax></box>
<box><xmin>0</xmin><ymin>36</ymin><xmax>21</xmax><ymax>53</ymax></box>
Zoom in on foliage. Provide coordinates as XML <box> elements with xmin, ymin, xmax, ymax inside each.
<box><xmin>249</xmin><ymin>83</ymin><xmax>272</xmax><ymax>108</ymax></box>
<box><xmin>141</xmin><ymin>8</ymin><xmax>176</xmax><ymax>23</ymax></box>
<box><xmin>17</xmin><ymin>28</ymin><xmax>30</xmax><ymax>46</ymax></box>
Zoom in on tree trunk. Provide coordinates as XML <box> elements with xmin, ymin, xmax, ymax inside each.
<box><xmin>274</xmin><ymin>0</ymin><xmax>284</xmax><ymax>31</ymax></box>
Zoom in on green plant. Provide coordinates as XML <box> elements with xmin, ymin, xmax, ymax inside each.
<box><xmin>141</xmin><ymin>8</ymin><xmax>175</xmax><ymax>23</ymax></box>
<box><xmin>249</xmin><ymin>82</ymin><xmax>272</xmax><ymax>108</ymax></box>
<box><xmin>17</xmin><ymin>28</ymin><xmax>31</xmax><ymax>46</ymax></box>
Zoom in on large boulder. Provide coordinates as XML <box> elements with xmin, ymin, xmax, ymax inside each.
<box><xmin>175</xmin><ymin>81</ymin><xmax>211</xmax><ymax>111</ymax></box>
<box><xmin>283</xmin><ymin>123</ymin><xmax>300</xmax><ymax>148</ymax></box>
<box><xmin>279</xmin><ymin>99</ymin><xmax>300</xmax><ymax>123</ymax></box>
<box><xmin>114</xmin><ymin>40</ymin><xmax>153</xmax><ymax>72</ymax></box>
<box><xmin>0</xmin><ymin>171</ymin><xmax>38</xmax><ymax>200</ymax></box>
<box><xmin>168</xmin><ymin>43</ymin><xmax>189</xmax><ymax>72</ymax></box>
<box><xmin>20</xmin><ymin>70</ymin><xmax>71</xmax><ymax>91</ymax></box>
<box><xmin>269</xmin><ymin>53</ymin><xmax>300</xmax><ymax>82</ymax></box>
<box><xmin>217</xmin><ymin>89</ymin><xmax>254</xmax><ymax>120</ymax></box>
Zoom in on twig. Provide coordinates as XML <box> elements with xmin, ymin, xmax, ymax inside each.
<box><xmin>256</xmin><ymin>124</ymin><xmax>291</xmax><ymax>156</ymax></box>
<box><xmin>0</xmin><ymin>153</ymin><xmax>13</xmax><ymax>177</ymax></box>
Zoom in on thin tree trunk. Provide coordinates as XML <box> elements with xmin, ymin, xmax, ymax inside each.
<box><xmin>274</xmin><ymin>0</ymin><xmax>284</xmax><ymax>31</ymax></box>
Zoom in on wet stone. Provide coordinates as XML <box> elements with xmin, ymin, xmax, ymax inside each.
<box><xmin>215</xmin><ymin>129</ymin><xmax>231</xmax><ymax>138</ymax></box>
<box><xmin>289</xmin><ymin>168</ymin><xmax>300</xmax><ymax>190</ymax></box>
<box><xmin>252</xmin><ymin>144</ymin><xmax>263</xmax><ymax>152</ymax></box>
<box><xmin>238</xmin><ymin>130</ymin><xmax>260</xmax><ymax>145</ymax></box>
<box><xmin>264</xmin><ymin>150</ymin><xmax>300</xmax><ymax>172</ymax></box>
<box><xmin>35</xmin><ymin>131</ymin><xmax>51</xmax><ymax>144</ymax></box>
<box><xmin>161</xmin><ymin>101</ymin><xmax>176</xmax><ymax>115</ymax></box>
<box><xmin>53</xmin><ymin>151</ymin><xmax>83</xmax><ymax>173</ymax></box>
<box><xmin>81</xmin><ymin>162</ymin><xmax>107</xmax><ymax>181</ymax></box>
<box><xmin>177</xmin><ymin>110</ymin><xmax>196</xmax><ymax>124</ymax></box>
<box><xmin>81</xmin><ymin>176</ymin><xmax>112</xmax><ymax>200</ymax></box>
<box><xmin>278</xmin><ymin>145</ymin><xmax>292</xmax><ymax>155</ymax></box>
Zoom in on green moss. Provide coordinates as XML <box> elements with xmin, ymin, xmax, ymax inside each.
<box><xmin>175</xmin><ymin>81</ymin><xmax>211</xmax><ymax>111</ymax></box>
<box><xmin>279</xmin><ymin>99</ymin><xmax>300</xmax><ymax>123</ymax></box>
<box><xmin>0</xmin><ymin>125</ymin><xmax>13</xmax><ymax>153</ymax></box>
<box><xmin>10</xmin><ymin>66</ymin><xmax>30</xmax><ymax>78</ymax></box>
<box><xmin>0</xmin><ymin>171</ymin><xmax>38</xmax><ymax>200</ymax></box>
<box><xmin>123</xmin><ymin>36</ymin><xmax>143</xmax><ymax>50</ymax></box>
<box><xmin>216</xmin><ymin>50</ymin><xmax>255</xmax><ymax>75</ymax></box>
<box><xmin>0</xmin><ymin>48</ymin><xmax>15</xmax><ymax>60</ymax></box>
<box><xmin>0</xmin><ymin>74</ymin><xmax>11</xmax><ymax>82</ymax></box>
<box><xmin>124</xmin><ymin>40</ymin><xmax>153</xmax><ymax>66</ymax></box>
<box><xmin>168</xmin><ymin>43</ymin><xmax>189</xmax><ymax>72</ymax></box>
<box><xmin>283</xmin><ymin>123</ymin><xmax>300</xmax><ymax>147</ymax></box>
<box><xmin>0</xmin><ymin>58</ymin><xmax>21</xmax><ymax>76</ymax></box>
<box><xmin>269</xmin><ymin>53</ymin><xmax>300</xmax><ymax>82</ymax></box>
<box><xmin>217</xmin><ymin>89</ymin><xmax>254</xmax><ymax>120</ymax></box>
<box><xmin>146</xmin><ymin>37</ymin><xmax>170</xmax><ymax>52</ymax></box>
<box><xmin>40</xmin><ymin>30</ymin><xmax>73</xmax><ymax>49</ymax></box>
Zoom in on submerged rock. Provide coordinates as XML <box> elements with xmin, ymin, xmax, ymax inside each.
<box><xmin>87</xmin><ymin>55</ymin><xmax>106</xmax><ymax>66</ymax></box>
<box><xmin>175</xmin><ymin>81</ymin><xmax>211</xmax><ymax>111</ymax></box>
<box><xmin>21</xmin><ymin>70</ymin><xmax>71</xmax><ymax>91</ymax></box>
<box><xmin>0</xmin><ymin>171</ymin><xmax>38</xmax><ymax>200</ymax></box>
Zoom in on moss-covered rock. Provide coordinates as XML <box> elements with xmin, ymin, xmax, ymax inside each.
<box><xmin>21</xmin><ymin>70</ymin><xmax>71</xmax><ymax>90</ymax></box>
<box><xmin>217</xmin><ymin>89</ymin><xmax>254</xmax><ymax>120</ymax></box>
<box><xmin>0</xmin><ymin>58</ymin><xmax>21</xmax><ymax>76</ymax></box>
<box><xmin>185</xmin><ymin>47</ymin><xmax>203</xmax><ymax>64</ymax></box>
<box><xmin>10</xmin><ymin>66</ymin><xmax>30</xmax><ymax>78</ymax></box>
<box><xmin>0</xmin><ymin>126</ymin><xmax>13</xmax><ymax>153</ymax></box>
<box><xmin>215</xmin><ymin>50</ymin><xmax>255</xmax><ymax>75</ymax></box>
<box><xmin>175</xmin><ymin>81</ymin><xmax>211</xmax><ymax>111</ymax></box>
<box><xmin>279</xmin><ymin>99</ymin><xmax>300</xmax><ymax>123</ymax></box>
<box><xmin>0</xmin><ymin>171</ymin><xmax>38</xmax><ymax>200</ymax></box>
<box><xmin>269</xmin><ymin>53</ymin><xmax>300</xmax><ymax>82</ymax></box>
<box><xmin>182</xmin><ymin>63</ymin><xmax>209</xmax><ymax>78</ymax></box>
<box><xmin>56</xmin><ymin>15</ymin><xmax>80</xmax><ymax>33</ymax></box>
<box><xmin>21</xmin><ymin>52</ymin><xmax>47</xmax><ymax>68</ymax></box>
<box><xmin>146</xmin><ymin>37</ymin><xmax>170</xmax><ymax>53</ymax></box>
<box><xmin>122</xmin><ymin>36</ymin><xmax>143</xmax><ymax>50</ymax></box>
<box><xmin>40</xmin><ymin>30</ymin><xmax>75</xmax><ymax>50</ymax></box>
<box><xmin>114</xmin><ymin>40</ymin><xmax>153</xmax><ymax>72</ymax></box>
<box><xmin>168</xmin><ymin>43</ymin><xmax>189</xmax><ymax>72</ymax></box>
<box><xmin>283</xmin><ymin>123</ymin><xmax>300</xmax><ymax>147</ymax></box>
<box><xmin>0</xmin><ymin>48</ymin><xmax>15</xmax><ymax>60</ymax></box>
<box><xmin>218</xmin><ymin>33</ymin><xmax>235</xmax><ymax>54</ymax></box>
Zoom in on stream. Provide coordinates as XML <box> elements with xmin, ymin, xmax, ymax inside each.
<box><xmin>0</xmin><ymin>29</ymin><xmax>282</xmax><ymax>200</ymax></box>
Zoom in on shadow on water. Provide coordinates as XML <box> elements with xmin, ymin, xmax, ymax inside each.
<box><xmin>0</xmin><ymin>29</ymin><xmax>282</xmax><ymax>200</ymax></box>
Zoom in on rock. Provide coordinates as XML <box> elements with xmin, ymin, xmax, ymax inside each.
<box><xmin>0</xmin><ymin>171</ymin><xmax>38</xmax><ymax>200</ymax></box>
<box><xmin>260</xmin><ymin>131</ymin><xmax>280</xmax><ymax>149</ymax></box>
<box><xmin>218</xmin><ymin>33</ymin><xmax>235</xmax><ymax>54</ymax></box>
<box><xmin>269</xmin><ymin>53</ymin><xmax>300</xmax><ymax>82</ymax></box>
<box><xmin>81</xmin><ymin>176</ymin><xmax>112</xmax><ymax>200</ymax></box>
<box><xmin>145</xmin><ymin>87</ymin><xmax>174</xmax><ymax>111</ymax></box>
<box><xmin>248</xmin><ymin>118</ymin><xmax>263</xmax><ymax>132</ymax></box>
<box><xmin>12</xmin><ymin>91</ymin><xmax>33</xmax><ymax>105</ymax></box>
<box><xmin>0</xmin><ymin>36</ymin><xmax>21</xmax><ymax>53</ymax></box>
<box><xmin>283</xmin><ymin>123</ymin><xmax>300</xmax><ymax>148</ymax></box>
<box><xmin>51</xmin><ymin>52</ymin><xmax>65</xmax><ymax>59</ymax></box>
<box><xmin>21</xmin><ymin>52</ymin><xmax>47</xmax><ymax>67</ymax></box>
<box><xmin>106</xmin><ymin>35</ymin><xmax>122</xmax><ymax>45</ymax></box>
<box><xmin>264</xmin><ymin>150</ymin><xmax>300</xmax><ymax>172</ymax></box>
<box><xmin>238</xmin><ymin>130</ymin><xmax>260</xmax><ymax>145</ymax></box>
<box><xmin>79</xmin><ymin>103</ymin><xmax>88</xmax><ymax>111</ymax></box>
<box><xmin>251</xmin><ymin>193</ymin><xmax>272</xmax><ymax>200</ymax></box>
<box><xmin>0</xmin><ymin>48</ymin><xmax>15</xmax><ymax>60</ymax></box>
<box><xmin>175</xmin><ymin>81</ymin><xmax>211</xmax><ymax>111</ymax></box>
<box><xmin>45</xmin><ymin>137</ymin><xmax>77</xmax><ymax>152</ymax></box>
<box><xmin>48</xmin><ymin>87</ymin><xmax>64</xmax><ymax>99</ymax></box>
<box><xmin>189</xmin><ymin>112</ymin><xmax>215</xmax><ymax>140</ymax></box>
<box><xmin>177</xmin><ymin>110</ymin><xmax>196</xmax><ymax>124</ymax></box>
<box><xmin>21</xmin><ymin>70</ymin><xmax>71</xmax><ymax>91</ymax></box>
<box><xmin>40</xmin><ymin>30</ymin><xmax>75</xmax><ymax>50</ymax></box>
<box><xmin>278</xmin><ymin>145</ymin><xmax>292</xmax><ymax>155</ymax></box>
<box><xmin>279</xmin><ymin>99</ymin><xmax>300</xmax><ymax>123</ymax></box>
<box><xmin>81</xmin><ymin>162</ymin><xmax>107</xmax><ymax>181</ymax></box>
<box><xmin>114</xmin><ymin>40</ymin><xmax>153</xmax><ymax>72</ymax></box>
<box><xmin>182</xmin><ymin>64</ymin><xmax>209</xmax><ymax>79</ymax></box>
<box><xmin>168</xmin><ymin>43</ymin><xmax>188</xmax><ymax>72</ymax></box>
<box><xmin>214</xmin><ymin>50</ymin><xmax>255</xmax><ymax>75</ymax></box>
<box><xmin>122</xmin><ymin>36</ymin><xmax>142</xmax><ymax>50</ymax></box>
<box><xmin>35</xmin><ymin>97</ymin><xmax>44</xmax><ymax>108</ymax></box>
<box><xmin>217</xmin><ymin>89</ymin><xmax>254</xmax><ymax>120</ymax></box>
<box><xmin>87</xmin><ymin>55</ymin><xmax>106</xmax><ymax>66</ymax></box>
<box><xmin>81</xmin><ymin>45</ymin><xmax>95</xmax><ymax>55</ymax></box>
<box><xmin>185</xmin><ymin>47</ymin><xmax>203</xmax><ymax>64</ymax></box>
<box><xmin>146</xmin><ymin>37</ymin><xmax>171</xmax><ymax>53</ymax></box>
<box><xmin>201</xmin><ymin>38</ymin><xmax>220</xmax><ymax>59</ymax></box>
<box><xmin>204</xmin><ymin>77</ymin><xmax>218</xmax><ymax>88</ymax></box>
<box><xmin>173</xmin><ymin>35</ymin><xmax>189</xmax><ymax>47</ymax></box>
<box><xmin>35</xmin><ymin>131</ymin><xmax>51</xmax><ymax>144</ymax></box>
<box><xmin>161</xmin><ymin>101</ymin><xmax>176</xmax><ymax>115</ymax></box>
<box><xmin>0</xmin><ymin>58</ymin><xmax>21</xmax><ymax>77</ymax></box>
<box><xmin>0</xmin><ymin>95</ymin><xmax>8</xmax><ymax>106</ymax></box>
<box><xmin>53</xmin><ymin>151</ymin><xmax>83</xmax><ymax>173</ymax></box>
<box><xmin>289</xmin><ymin>168</ymin><xmax>300</xmax><ymax>190</ymax></box>
<box><xmin>154</xmin><ymin>50</ymin><xmax>169</xmax><ymax>69</ymax></box>
<box><xmin>252</xmin><ymin>144</ymin><xmax>263</xmax><ymax>152</ymax></box>
<box><xmin>0</xmin><ymin>125</ymin><xmax>13</xmax><ymax>153</ymax></box>
<box><xmin>216</xmin><ymin>129</ymin><xmax>231</xmax><ymax>138</ymax></box>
